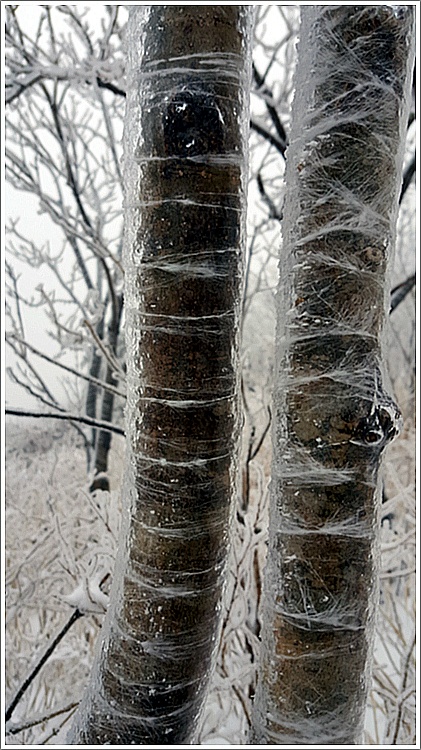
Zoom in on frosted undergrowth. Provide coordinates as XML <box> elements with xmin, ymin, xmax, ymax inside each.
<box><xmin>366</xmin><ymin>420</ymin><xmax>416</xmax><ymax>745</ymax></box>
<box><xmin>4</xmin><ymin>404</ymin><xmax>415</xmax><ymax>744</ymax></box>
<box><xmin>4</xmin><ymin>421</ymin><xmax>121</xmax><ymax>744</ymax></box>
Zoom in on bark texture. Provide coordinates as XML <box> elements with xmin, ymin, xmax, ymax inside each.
<box><xmin>251</xmin><ymin>6</ymin><xmax>414</xmax><ymax>745</ymax></box>
<box><xmin>68</xmin><ymin>5</ymin><xmax>252</xmax><ymax>744</ymax></box>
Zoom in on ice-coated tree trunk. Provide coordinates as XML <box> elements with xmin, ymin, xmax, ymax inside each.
<box><xmin>68</xmin><ymin>5</ymin><xmax>252</xmax><ymax>745</ymax></box>
<box><xmin>251</xmin><ymin>6</ymin><xmax>414</xmax><ymax>746</ymax></box>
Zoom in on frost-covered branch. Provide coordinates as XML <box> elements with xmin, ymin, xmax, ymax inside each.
<box><xmin>250</xmin><ymin>119</ymin><xmax>286</xmax><ymax>157</ymax></box>
<box><xmin>390</xmin><ymin>274</ymin><xmax>415</xmax><ymax>313</ymax></box>
<box><xmin>5</xmin><ymin>5</ymin><xmax>126</xmax><ymax>105</ymax></box>
<box><xmin>6</xmin><ymin>335</ymin><xmax>126</xmax><ymax>399</ymax></box>
<box><xmin>252</xmin><ymin>62</ymin><xmax>287</xmax><ymax>155</ymax></box>
<box><xmin>5</xmin><ymin>4</ymin><xmax>127</xmax><ymax>480</ymax></box>
<box><xmin>6</xmin><ymin>702</ymin><xmax>79</xmax><ymax>736</ymax></box>
<box><xmin>5</xmin><ymin>609</ymin><xmax>83</xmax><ymax>724</ymax></box>
<box><xmin>399</xmin><ymin>151</ymin><xmax>416</xmax><ymax>203</ymax></box>
<box><xmin>83</xmin><ymin>319</ymin><xmax>125</xmax><ymax>380</ymax></box>
<box><xmin>6</xmin><ymin>408</ymin><xmax>124</xmax><ymax>436</ymax></box>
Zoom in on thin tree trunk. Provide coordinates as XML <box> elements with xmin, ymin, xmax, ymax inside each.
<box><xmin>252</xmin><ymin>6</ymin><xmax>414</xmax><ymax>746</ymax></box>
<box><xmin>90</xmin><ymin>294</ymin><xmax>123</xmax><ymax>492</ymax></box>
<box><xmin>85</xmin><ymin>316</ymin><xmax>105</xmax><ymax>470</ymax></box>
<box><xmin>88</xmin><ymin>367</ymin><xmax>115</xmax><ymax>491</ymax></box>
<box><xmin>68</xmin><ymin>5</ymin><xmax>252</xmax><ymax>744</ymax></box>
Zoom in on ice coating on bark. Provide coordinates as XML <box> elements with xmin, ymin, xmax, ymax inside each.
<box><xmin>68</xmin><ymin>6</ymin><xmax>253</xmax><ymax>745</ymax></box>
<box><xmin>251</xmin><ymin>6</ymin><xmax>414</xmax><ymax>746</ymax></box>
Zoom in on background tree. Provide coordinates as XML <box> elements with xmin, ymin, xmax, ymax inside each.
<box><xmin>5</xmin><ymin>4</ymin><xmax>127</xmax><ymax>489</ymax></box>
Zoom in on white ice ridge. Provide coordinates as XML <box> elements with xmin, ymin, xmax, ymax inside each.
<box><xmin>62</xmin><ymin>576</ymin><xmax>109</xmax><ymax>615</ymax></box>
<box><xmin>132</xmin><ymin>310</ymin><xmax>234</xmax><ymax>320</ymax></box>
<box><xmin>123</xmin><ymin>576</ymin><xmax>222</xmax><ymax>601</ymax></box>
<box><xmin>132</xmin><ymin>263</ymin><xmax>233</xmax><ymax>279</ymax></box>
<box><xmin>275</xmin><ymin>519</ymin><xmax>375</xmax><ymax>539</ymax></box>
<box><xmin>94</xmin><ymin>689</ymin><xmax>200</xmax><ymax>724</ymax></box>
<box><xmin>133</xmin><ymin>248</ymin><xmax>240</xmax><ymax>263</ymax></box>
<box><xmin>259</xmin><ymin>715</ymin><xmax>358</xmax><ymax>746</ymax></box>
<box><xmin>132</xmin><ymin>453</ymin><xmax>232</xmax><ymax>468</ymax></box>
<box><xmin>272</xmin><ymin>463</ymin><xmax>355</xmax><ymax>486</ymax></box>
<box><xmin>135</xmin><ymin>66</ymin><xmax>243</xmax><ymax>81</ymax></box>
<box><xmin>134</xmin><ymin>154</ymin><xmax>242</xmax><ymax>166</ymax></box>
<box><xmin>136</xmin><ymin>395</ymin><xmax>233</xmax><ymax>407</ymax></box>
<box><xmin>272</xmin><ymin>606</ymin><xmax>365</xmax><ymax>632</ymax></box>
<box><xmin>130</xmin><ymin>198</ymin><xmax>242</xmax><ymax>211</ymax></box>
<box><xmin>142</xmin><ymin>51</ymin><xmax>246</xmax><ymax>69</ymax></box>
<box><xmin>132</xmin><ymin>523</ymin><xmax>225</xmax><ymax>540</ymax></box>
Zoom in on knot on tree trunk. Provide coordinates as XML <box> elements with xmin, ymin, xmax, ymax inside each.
<box><xmin>351</xmin><ymin>396</ymin><xmax>402</xmax><ymax>450</ymax></box>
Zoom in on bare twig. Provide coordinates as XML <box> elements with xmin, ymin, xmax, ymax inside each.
<box><xmin>390</xmin><ymin>632</ymin><xmax>416</xmax><ymax>744</ymax></box>
<box><xmin>399</xmin><ymin>151</ymin><xmax>416</xmax><ymax>203</ymax></box>
<box><xmin>257</xmin><ymin>173</ymin><xmax>283</xmax><ymax>221</ymax></box>
<box><xmin>250</xmin><ymin>119</ymin><xmax>286</xmax><ymax>157</ymax></box>
<box><xmin>252</xmin><ymin>62</ymin><xmax>288</xmax><ymax>153</ymax></box>
<box><xmin>250</xmin><ymin>405</ymin><xmax>272</xmax><ymax>461</ymax></box>
<box><xmin>95</xmin><ymin>76</ymin><xmax>126</xmax><ymax>98</ymax></box>
<box><xmin>5</xmin><ymin>609</ymin><xmax>83</xmax><ymax>723</ymax></box>
<box><xmin>5</xmin><ymin>408</ymin><xmax>124</xmax><ymax>436</ymax></box>
<box><xmin>6</xmin><ymin>702</ymin><xmax>79</xmax><ymax>735</ymax></box>
<box><xmin>84</xmin><ymin>319</ymin><xmax>125</xmax><ymax>378</ymax></box>
<box><xmin>7</xmin><ymin>335</ymin><xmax>126</xmax><ymax>398</ymax></box>
<box><xmin>390</xmin><ymin>274</ymin><xmax>415</xmax><ymax>313</ymax></box>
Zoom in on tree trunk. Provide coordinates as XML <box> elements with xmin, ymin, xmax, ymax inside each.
<box><xmin>68</xmin><ymin>5</ymin><xmax>252</xmax><ymax>745</ymax></box>
<box><xmin>251</xmin><ymin>6</ymin><xmax>414</xmax><ymax>745</ymax></box>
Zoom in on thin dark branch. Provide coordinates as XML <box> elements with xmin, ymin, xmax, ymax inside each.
<box><xmin>5</xmin><ymin>66</ymin><xmax>126</xmax><ymax>105</ymax></box>
<box><xmin>399</xmin><ymin>151</ymin><xmax>416</xmax><ymax>203</ymax></box>
<box><xmin>250</xmin><ymin>405</ymin><xmax>272</xmax><ymax>461</ymax></box>
<box><xmin>5</xmin><ymin>408</ymin><xmax>124</xmax><ymax>436</ymax></box>
<box><xmin>68</xmin><ymin>235</ymin><xmax>94</xmax><ymax>291</ymax></box>
<box><xmin>390</xmin><ymin>274</ymin><xmax>415</xmax><ymax>313</ymax></box>
<box><xmin>5</xmin><ymin>610</ymin><xmax>83</xmax><ymax>723</ymax></box>
<box><xmin>99</xmin><ymin>257</ymin><xmax>118</xmax><ymax>332</ymax></box>
<box><xmin>95</xmin><ymin>76</ymin><xmax>126</xmax><ymax>97</ymax></box>
<box><xmin>250</xmin><ymin>119</ymin><xmax>286</xmax><ymax>158</ymax></box>
<box><xmin>6</xmin><ymin>702</ymin><xmax>78</xmax><ymax>735</ymax></box>
<box><xmin>257</xmin><ymin>173</ymin><xmax>283</xmax><ymax>221</ymax></box>
<box><xmin>5</xmin><ymin>75</ymin><xmax>43</xmax><ymax>105</ymax></box>
<box><xmin>390</xmin><ymin>631</ymin><xmax>416</xmax><ymax>744</ymax></box>
<box><xmin>7</xmin><ymin>335</ymin><xmax>126</xmax><ymax>398</ymax></box>
<box><xmin>252</xmin><ymin>62</ymin><xmax>288</xmax><ymax>151</ymax></box>
<box><xmin>5</xmin><ymin>261</ymin><xmax>26</xmax><ymax>344</ymax></box>
<box><xmin>43</xmin><ymin>84</ymin><xmax>94</xmax><ymax>232</ymax></box>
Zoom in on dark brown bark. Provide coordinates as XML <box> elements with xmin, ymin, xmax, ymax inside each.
<box><xmin>252</xmin><ymin>6</ymin><xmax>415</xmax><ymax>745</ymax></box>
<box><xmin>68</xmin><ymin>6</ymin><xmax>253</xmax><ymax>744</ymax></box>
